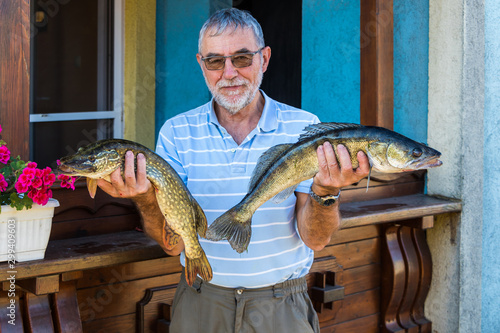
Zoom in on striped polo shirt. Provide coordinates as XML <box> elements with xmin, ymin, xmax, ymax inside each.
<box><xmin>156</xmin><ymin>91</ymin><xmax>320</xmax><ymax>288</ymax></box>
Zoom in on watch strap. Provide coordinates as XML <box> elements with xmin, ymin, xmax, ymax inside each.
<box><xmin>309</xmin><ymin>187</ymin><xmax>341</xmax><ymax>206</ymax></box>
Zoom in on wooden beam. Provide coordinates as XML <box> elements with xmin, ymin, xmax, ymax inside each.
<box><xmin>16</xmin><ymin>274</ymin><xmax>60</xmax><ymax>295</ymax></box>
<box><xmin>360</xmin><ymin>0</ymin><xmax>394</xmax><ymax>129</ymax></box>
<box><xmin>0</xmin><ymin>0</ymin><xmax>31</xmax><ymax>160</ymax></box>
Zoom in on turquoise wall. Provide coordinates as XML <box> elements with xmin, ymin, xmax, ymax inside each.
<box><xmin>393</xmin><ymin>1</ymin><xmax>428</xmax><ymax>144</ymax></box>
<box><xmin>302</xmin><ymin>0</ymin><xmax>360</xmax><ymax>123</ymax></box>
<box><xmin>482</xmin><ymin>0</ymin><xmax>500</xmax><ymax>330</ymax></box>
<box><xmin>155</xmin><ymin>0</ymin><xmax>209</xmax><ymax>136</ymax></box>
<box><xmin>155</xmin><ymin>0</ymin><xmax>231</xmax><ymax>137</ymax></box>
<box><xmin>302</xmin><ymin>0</ymin><xmax>429</xmax><ymax>146</ymax></box>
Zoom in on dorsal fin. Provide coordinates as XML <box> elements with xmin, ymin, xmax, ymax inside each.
<box><xmin>299</xmin><ymin>122</ymin><xmax>364</xmax><ymax>141</ymax></box>
<box><xmin>249</xmin><ymin>143</ymin><xmax>292</xmax><ymax>192</ymax></box>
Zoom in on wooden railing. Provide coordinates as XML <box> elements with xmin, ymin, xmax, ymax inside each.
<box><xmin>0</xmin><ymin>194</ymin><xmax>461</xmax><ymax>332</ymax></box>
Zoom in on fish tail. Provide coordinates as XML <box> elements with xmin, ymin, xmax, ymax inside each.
<box><xmin>185</xmin><ymin>250</ymin><xmax>213</xmax><ymax>286</ymax></box>
<box><xmin>206</xmin><ymin>207</ymin><xmax>252</xmax><ymax>254</ymax></box>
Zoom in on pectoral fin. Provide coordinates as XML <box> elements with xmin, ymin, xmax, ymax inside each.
<box><xmin>87</xmin><ymin>178</ymin><xmax>98</xmax><ymax>198</ymax></box>
<box><xmin>271</xmin><ymin>184</ymin><xmax>299</xmax><ymax>204</ymax></box>
<box><xmin>162</xmin><ymin>221</ymin><xmax>181</xmax><ymax>250</ymax></box>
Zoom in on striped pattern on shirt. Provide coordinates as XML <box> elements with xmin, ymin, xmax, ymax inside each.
<box><xmin>156</xmin><ymin>91</ymin><xmax>320</xmax><ymax>288</ymax></box>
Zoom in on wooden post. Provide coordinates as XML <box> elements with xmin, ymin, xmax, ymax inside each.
<box><xmin>360</xmin><ymin>0</ymin><xmax>394</xmax><ymax>129</ymax></box>
<box><xmin>0</xmin><ymin>0</ymin><xmax>31</xmax><ymax>160</ymax></box>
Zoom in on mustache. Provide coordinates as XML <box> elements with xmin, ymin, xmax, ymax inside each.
<box><xmin>217</xmin><ymin>78</ymin><xmax>249</xmax><ymax>88</ymax></box>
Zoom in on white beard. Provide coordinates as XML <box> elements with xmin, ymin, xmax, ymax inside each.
<box><xmin>204</xmin><ymin>68</ymin><xmax>263</xmax><ymax>115</ymax></box>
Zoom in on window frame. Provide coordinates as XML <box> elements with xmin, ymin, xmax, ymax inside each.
<box><xmin>28</xmin><ymin>0</ymin><xmax>124</xmax><ymax>140</ymax></box>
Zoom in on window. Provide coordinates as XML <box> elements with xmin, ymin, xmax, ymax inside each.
<box><xmin>30</xmin><ymin>0</ymin><xmax>123</xmax><ymax>168</ymax></box>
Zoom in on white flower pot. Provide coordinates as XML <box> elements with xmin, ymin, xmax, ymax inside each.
<box><xmin>0</xmin><ymin>198</ymin><xmax>59</xmax><ymax>262</ymax></box>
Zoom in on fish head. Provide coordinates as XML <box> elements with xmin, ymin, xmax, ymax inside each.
<box><xmin>367</xmin><ymin>139</ymin><xmax>442</xmax><ymax>173</ymax></box>
<box><xmin>57</xmin><ymin>142</ymin><xmax>122</xmax><ymax>179</ymax></box>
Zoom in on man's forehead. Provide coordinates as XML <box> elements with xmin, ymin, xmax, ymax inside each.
<box><xmin>201</xmin><ymin>26</ymin><xmax>258</xmax><ymax>52</ymax></box>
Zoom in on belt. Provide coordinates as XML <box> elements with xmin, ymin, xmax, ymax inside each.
<box><xmin>181</xmin><ymin>270</ymin><xmax>308</xmax><ymax>298</ymax></box>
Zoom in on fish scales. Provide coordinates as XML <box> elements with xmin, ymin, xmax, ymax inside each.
<box><xmin>57</xmin><ymin>139</ymin><xmax>212</xmax><ymax>285</ymax></box>
<box><xmin>206</xmin><ymin>123</ymin><xmax>442</xmax><ymax>253</ymax></box>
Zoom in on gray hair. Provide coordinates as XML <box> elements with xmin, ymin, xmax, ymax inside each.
<box><xmin>198</xmin><ymin>8</ymin><xmax>265</xmax><ymax>53</ymax></box>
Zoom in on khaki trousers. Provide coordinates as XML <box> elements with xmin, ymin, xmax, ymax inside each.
<box><xmin>169</xmin><ymin>271</ymin><xmax>320</xmax><ymax>333</ymax></box>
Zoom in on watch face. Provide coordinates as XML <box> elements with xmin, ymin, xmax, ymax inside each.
<box><xmin>309</xmin><ymin>187</ymin><xmax>340</xmax><ymax>206</ymax></box>
<box><xmin>323</xmin><ymin>198</ymin><xmax>337</xmax><ymax>206</ymax></box>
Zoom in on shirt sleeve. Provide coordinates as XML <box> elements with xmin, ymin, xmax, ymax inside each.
<box><xmin>155</xmin><ymin>120</ymin><xmax>188</xmax><ymax>184</ymax></box>
<box><xmin>294</xmin><ymin>114</ymin><xmax>321</xmax><ymax>194</ymax></box>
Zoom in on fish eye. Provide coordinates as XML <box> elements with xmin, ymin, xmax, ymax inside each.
<box><xmin>412</xmin><ymin>148</ymin><xmax>423</xmax><ymax>158</ymax></box>
<box><xmin>89</xmin><ymin>155</ymin><xmax>96</xmax><ymax>162</ymax></box>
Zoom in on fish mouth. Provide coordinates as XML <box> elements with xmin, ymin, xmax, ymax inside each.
<box><xmin>57</xmin><ymin>162</ymin><xmax>94</xmax><ymax>176</ymax></box>
<box><xmin>414</xmin><ymin>156</ymin><xmax>443</xmax><ymax>170</ymax></box>
<box><xmin>55</xmin><ymin>164</ymin><xmax>78</xmax><ymax>176</ymax></box>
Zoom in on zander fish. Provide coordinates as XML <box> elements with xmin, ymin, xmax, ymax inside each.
<box><xmin>206</xmin><ymin>123</ymin><xmax>443</xmax><ymax>253</ymax></box>
<box><xmin>57</xmin><ymin>139</ymin><xmax>212</xmax><ymax>285</ymax></box>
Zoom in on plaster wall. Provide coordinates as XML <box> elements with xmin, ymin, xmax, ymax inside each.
<box><xmin>155</xmin><ymin>0</ymin><xmax>219</xmax><ymax>137</ymax></box>
<box><xmin>393</xmin><ymin>1</ymin><xmax>428</xmax><ymax>143</ymax></box>
<box><xmin>302</xmin><ymin>0</ymin><xmax>360</xmax><ymax>123</ymax></box>
<box><xmin>123</xmin><ymin>0</ymin><xmax>156</xmax><ymax>149</ymax></box>
<box><xmin>482</xmin><ymin>0</ymin><xmax>500</xmax><ymax>330</ymax></box>
<box><xmin>427</xmin><ymin>0</ymin><xmax>484</xmax><ymax>332</ymax></box>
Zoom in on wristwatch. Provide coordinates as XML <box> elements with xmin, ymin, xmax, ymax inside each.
<box><xmin>309</xmin><ymin>186</ymin><xmax>341</xmax><ymax>206</ymax></box>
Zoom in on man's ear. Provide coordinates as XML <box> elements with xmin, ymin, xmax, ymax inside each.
<box><xmin>196</xmin><ymin>53</ymin><xmax>204</xmax><ymax>69</ymax></box>
<box><xmin>261</xmin><ymin>46</ymin><xmax>271</xmax><ymax>73</ymax></box>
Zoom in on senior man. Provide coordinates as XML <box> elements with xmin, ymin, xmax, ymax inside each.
<box><xmin>98</xmin><ymin>8</ymin><xmax>369</xmax><ymax>333</ymax></box>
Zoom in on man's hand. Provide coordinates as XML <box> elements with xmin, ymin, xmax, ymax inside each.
<box><xmin>96</xmin><ymin>150</ymin><xmax>184</xmax><ymax>255</ymax></box>
<box><xmin>295</xmin><ymin>142</ymin><xmax>371</xmax><ymax>251</ymax></box>
<box><xmin>97</xmin><ymin>151</ymin><xmax>152</xmax><ymax>199</ymax></box>
<box><xmin>312</xmin><ymin>142</ymin><xmax>370</xmax><ymax>196</ymax></box>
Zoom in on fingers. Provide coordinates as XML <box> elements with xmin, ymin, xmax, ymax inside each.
<box><xmin>96</xmin><ymin>151</ymin><xmax>151</xmax><ymax>199</ymax></box>
<box><xmin>136</xmin><ymin>153</ymin><xmax>148</xmax><ymax>187</ymax></box>
<box><xmin>314</xmin><ymin>142</ymin><xmax>369</xmax><ymax>190</ymax></box>
<box><xmin>355</xmin><ymin>151</ymin><xmax>371</xmax><ymax>176</ymax></box>
<box><xmin>124</xmin><ymin>151</ymin><xmax>137</xmax><ymax>189</ymax></box>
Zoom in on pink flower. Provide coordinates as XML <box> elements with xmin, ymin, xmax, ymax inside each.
<box><xmin>0</xmin><ymin>145</ymin><xmax>10</xmax><ymax>164</ymax></box>
<box><xmin>0</xmin><ymin>174</ymin><xmax>8</xmax><ymax>192</ymax></box>
<box><xmin>31</xmin><ymin>177</ymin><xmax>43</xmax><ymax>189</ymax></box>
<box><xmin>58</xmin><ymin>174</ymin><xmax>76</xmax><ymax>190</ymax></box>
<box><xmin>21</xmin><ymin>168</ymin><xmax>36</xmax><ymax>181</ymax></box>
<box><xmin>0</xmin><ymin>123</ymin><xmax>73</xmax><ymax>210</ymax></box>
<box><xmin>15</xmin><ymin>180</ymin><xmax>29</xmax><ymax>193</ymax></box>
<box><xmin>18</xmin><ymin>173</ymin><xmax>32</xmax><ymax>185</ymax></box>
<box><xmin>43</xmin><ymin>172</ymin><xmax>56</xmax><ymax>186</ymax></box>
<box><xmin>30</xmin><ymin>188</ymin><xmax>52</xmax><ymax>206</ymax></box>
<box><xmin>35</xmin><ymin>168</ymin><xmax>43</xmax><ymax>178</ymax></box>
<box><xmin>0</xmin><ymin>124</ymin><xmax>2</xmax><ymax>133</ymax></box>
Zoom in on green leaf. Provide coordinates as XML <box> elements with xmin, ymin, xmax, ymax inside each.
<box><xmin>12</xmin><ymin>159</ymin><xmax>26</xmax><ymax>171</ymax></box>
<box><xmin>9</xmin><ymin>193</ymin><xmax>33</xmax><ymax>211</ymax></box>
<box><xmin>1</xmin><ymin>165</ymin><xmax>12</xmax><ymax>177</ymax></box>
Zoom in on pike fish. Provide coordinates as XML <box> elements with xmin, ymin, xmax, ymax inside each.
<box><xmin>206</xmin><ymin>123</ymin><xmax>442</xmax><ymax>253</ymax></box>
<box><xmin>57</xmin><ymin>139</ymin><xmax>212</xmax><ymax>285</ymax></box>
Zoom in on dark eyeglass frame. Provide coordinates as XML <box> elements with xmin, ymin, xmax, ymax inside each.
<box><xmin>201</xmin><ymin>47</ymin><xmax>265</xmax><ymax>71</ymax></box>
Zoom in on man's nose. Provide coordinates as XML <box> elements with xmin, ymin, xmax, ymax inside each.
<box><xmin>222</xmin><ymin>57</ymin><xmax>238</xmax><ymax>79</ymax></box>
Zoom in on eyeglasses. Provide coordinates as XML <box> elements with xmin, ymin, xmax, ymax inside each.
<box><xmin>201</xmin><ymin>48</ymin><xmax>264</xmax><ymax>70</ymax></box>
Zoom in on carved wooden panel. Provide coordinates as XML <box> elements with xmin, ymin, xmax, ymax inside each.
<box><xmin>137</xmin><ymin>285</ymin><xmax>177</xmax><ymax>333</ymax></box>
<box><xmin>381</xmin><ymin>222</ymin><xmax>432</xmax><ymax>333</ymax></box>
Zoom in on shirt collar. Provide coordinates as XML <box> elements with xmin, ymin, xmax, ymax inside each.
<box><xmin>207</xmin><ymin>90</ymin><xmax>279</xmax><ymax>133</ymax></box>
